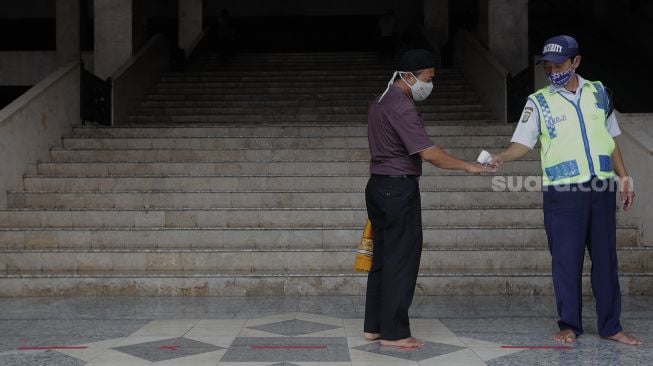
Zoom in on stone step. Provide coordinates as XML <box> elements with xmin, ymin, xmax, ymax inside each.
<box><xmin>169</xmin><ymin>68</ymin><xmax>462</xmax><ymax>76</ymax></box>
<box><xmin>7</xmin><ymin>190</ymin><xmax>543</xmax><ymax>209</ymax></box>
<box><xmin>3</xmin><ymin>248</ymin><xmax>652</xmax><ymax>273</ymax></box>
<box><xmin>0</xmin><ymin>208</ymin><xmax>551</xmax><ymax>229</ymax></box>
<box><xmin>197</xmin><ymin>56</ymin><xmax>390</xmax><ymax>62</ymax></box>
<box><xmin>169</xmin><ymin>70</ymin><xmax>461</xmax><ymax>78</ymax></box>
<box><xmin>194</xmin><ymin>61</ymin><xmax>402</xmax><ymax>67</ymax></box>
<box><xmin>71</xmin><ymin>124</ymin><xmax>516</xmax><ymax>138</ymax></box>
<box><xmin>204</xmin><ymin>54</ymin><xmax>384</xmax><ymax>60</ymax></box>
<box><xmin>157</xmin><ymin>75</ymin><xmax>465</xmax><ymax>83</ymax></box>
<box><xmin>222</xmin><ymin>50</ymin><xmax>381</xmax><ymax>56</ymax></box>
<box><xmin>135</xmin><ymin>105</ymin><xmax>490</xmax><ymax>116</ymax></box>
<box><xmin>0</xmin><ymin>226</ymin><xmax>638</xmax><ymax>250</ymax></box>
<box><xmin>49</xmin><ymin>148</ymin><xmax>538</xmax><ymax>163</ymax></box>
<box><xmin>22</xmin><ymin>175</ymin><xmax>536</xmax><ymax>193</ymax></box>
<box><xmin>209</xmin><ymin>50</ymin><xmax>379</xmax><ymax>55</ymax></box>
<box><xmin>144</xmin><ymin>88</ymin><xmax>477</xmax><ymax>97</ymax></box>
<box><xmin>200</xmin><ymin>58</ymin><xmax>386</xmax><ymax>65</ymax></box>
<box><xmin>127</xmin><ymin>112</ymin><xmax>495</xmax><ymax>124</ymax></box>
<box><xmin>119</xmin><ymin>120</ymin><xmax>502</xmax><ymax>127</ymax></box>
<box><xmin>201</xmin><ymin>55</ymin><xmax>384</xmax><ymax>61</ymax></box>
<box><xmin>206</xmin><ymin>58</ymin><xmax>385</xmax><ymax>64</ymax></box>
<box><xmin>36</xmin><ymin>160</ymin><xmax>541</xmax><ymax>177</ymax></box>
<box><xmin>142</xmin><ymin>93</ymin><xmax>481</xmax><ymax>102</ymax></box>
<box><xmin>188</xmin><ymin>64</ymin><xmax>406</xmax><ymax>72</ymax></box>
<box><xmin>61</xmin><ymin>135</ymin><xmax>508</xmax><ymax>150</ymax></box>
<box><xmin>137</xmin><ymin>99</ymin><xmax>484</xmax><ymax>108</ymax></box>
<box><xmin>188</xmin><ymin>67</ymin><xmax>413</xmax><ymax>74</ymax></box>
<box><xmin>148</xmin><ymin>85</ymin><xmax>471</xmax><ymax>94</ymax></box>
<box><xmin>218</xmin><ymin>58</ymin><xmax>385</xmax><ymax>64</ymax></box>
<box><xmin>153</xmin><ymin>80</ymin><xmax>470</xmax><ymax>89</ymax></box>
<box><xmin>159</xmin><ymin>70</ymin><xmax>463</xmax><ymax>78</ymax></box>
<box><xmin>1</xmin><ymin>270</ymin><xmax>651</xmax><ymax>296</ymax></box>
<box><xmin>221</xmin><ymin>54</ymin><xmax>382</xmax><ymax>58</ymax></box>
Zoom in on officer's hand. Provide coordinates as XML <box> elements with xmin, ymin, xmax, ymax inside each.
<box><xmin>489</xmin><ymin>154</ymin><xmax>504</xmax><ymax>168</ymax></box>
<box><xmin>465</xmin><ymin>162</ymin><xmax>497</xmax><ymax>175</ymax></box>
<box><xmin>620</xmin><ymin>176</ymin><xmax>635</xmax><ymax>211</ymax></box>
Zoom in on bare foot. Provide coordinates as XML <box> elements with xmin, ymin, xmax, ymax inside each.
<box><xmin>604</xmin><ymin>332</ymin><xmax>642</xmax><ymax>346</ymax></box>
<box><xmin>553</xmin><ymin>329</ymin><xmax>577</xmax><ymax>343</ymax></box>
<box><xmin>364</xmin><ymin>332</ymin><xmax>380</xmax><ymax>341</ymax></box>
<box><xmin>379</xmin><ymin>337</ymin><xmax>425</xmax><ymax>348</ymax></box>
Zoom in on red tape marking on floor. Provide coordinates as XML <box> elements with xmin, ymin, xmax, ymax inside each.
<box><xmin>17</xmin><ymin>346</ymin><xmax>88</xmax><ymax>350</ymax></box>
<box><xmin>159</xmin><ymin>345</ymin><xmax>179</xmax><ymax>351</ymax></box>
<box><xmin>251</xmin><ymin>345</ymin><xmax>327</xmax><ymax>350</ymax></box>
<box><xmin>501</xmin><ymin>345</ymin><xmax>573</xmax><ymax>350</ymax></box>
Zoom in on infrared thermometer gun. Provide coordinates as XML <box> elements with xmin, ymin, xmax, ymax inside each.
<box><xmin>476</xmin><ymin>150</ymin><xmax>492</xmax><ymax>165</ymax></box>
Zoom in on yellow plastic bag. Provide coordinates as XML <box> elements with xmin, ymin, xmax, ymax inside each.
<box><xmin>354</xmin><ymin>219</ymin><xmax>373</xmax><ymax>272</ymax></box>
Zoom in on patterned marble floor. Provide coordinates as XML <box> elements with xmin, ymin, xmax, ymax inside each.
<box><xmin>0</xmin><ymin>296</ymin><xmax>651</xmax><ymax>365</ymax></box>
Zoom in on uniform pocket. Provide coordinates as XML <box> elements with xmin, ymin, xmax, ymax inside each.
<box><xmin>598</xmin><ymin>155</ymin><xmax>613</xmax><ymax>172</ymax></box>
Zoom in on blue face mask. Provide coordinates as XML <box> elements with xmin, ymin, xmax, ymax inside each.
<box><xmin>547</xmin><ymin>58</ymin><xmax>578</xmax><ymax>87</ymax></box>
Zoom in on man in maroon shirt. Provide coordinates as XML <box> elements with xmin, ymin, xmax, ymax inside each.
<box><xmin>364</xmin><ymin>49</ymin><xmax>494</xmax><ymax>348</ymax></box>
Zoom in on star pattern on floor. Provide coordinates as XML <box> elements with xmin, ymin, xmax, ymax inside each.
<box><xmin>352</xmin><ymin>341</ymin><xmax>465</xmax><ymax>361</ymax></box>
<box><xmin>5</xmin><ymin>313</ymin><xmax>526</xmax><ymax>365</ymax></box>
<box><xmin>112</xmin><ymin>337</ymin><xmax>224</xmax><ymax>362</ymax></box>
<box><xmin>247</xmin><ymin>318</ymin><xmax>342</xmax><ymax>337</ymax></box>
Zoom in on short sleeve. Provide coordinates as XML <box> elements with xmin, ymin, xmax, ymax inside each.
<box><xmin>510</xmin><ymin>99</ymin><xmax>540</xmax><ymax>149</ymax></box>
<box><xmin>390</xmin><ymin>108</ymin><xmax>434</xmax><ymax>155</ymax></box>
<box><xmin>605</xmin><ymin>112</ymin><xmax>621</xmax><ymax>137</ymax></box>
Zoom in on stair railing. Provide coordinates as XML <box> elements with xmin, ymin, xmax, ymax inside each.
<box><xmin>0</xmin><ymin>61</ymin><xmax>81</xmax><ymax>207</ymax></box>
<box><xmin>110</xmin><ymin>34</ymin><xmax>170</xmax><ymax>126</ymax></box>
<box><xmin>453</xmin><ymin>30</ymin><xmax>510</xmax><ymax>122</ymax></box>
<box><xmin>617</xmin><ymin>113</ymin><xmax>653</xmax><ymax>246</ymax></box>
<box><xmin>186</xmin><ymin>27</ymin><xmax>213</xmax><ymax>64</ymax></box>
<box><xmin>80</xmin><ymin>61</ymin><xmax>112</xmax><ymax>126</ymax></box>
<box><xmin>506</xmin><ymin>64</ymin><xmax>534</xmax><ymax>123</ymax></box>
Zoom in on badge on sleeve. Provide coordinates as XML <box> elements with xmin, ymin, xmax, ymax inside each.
<box><xmin>520</xmin><ymin>106</ymin><xmax>534</xmax><ymax>123</ymax></box>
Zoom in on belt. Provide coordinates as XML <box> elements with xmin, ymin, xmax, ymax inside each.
<box><xmin>371</xmin><ymin>174</ymin><xmax>419</xmax><ymax>180</ymax></box>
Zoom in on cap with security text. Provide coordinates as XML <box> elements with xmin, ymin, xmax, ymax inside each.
<box><xmin>537</xmin><ymin>35</ymin><xmax>579</xmax><ymax>64</ymax></box>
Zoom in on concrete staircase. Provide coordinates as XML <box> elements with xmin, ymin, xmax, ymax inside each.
<box><xmin>1</xmin><ymin>52</ymin><xmax>651</xmax><ymax>296</ymax></box>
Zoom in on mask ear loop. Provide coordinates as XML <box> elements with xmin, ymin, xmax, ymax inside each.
<box><xmin>398</xmin><ymin>71</ymin><xmax>415</xmax><ymax>89</ymax></box>
<box><xmin>571</xmin><ymin>56</ymin><xmax>579</xmax><ymax>71</ymax></box>
<box><xmin>378</xmin><ymin>71</ymin><xmax>398</xmax><ymax>102</ymax></box>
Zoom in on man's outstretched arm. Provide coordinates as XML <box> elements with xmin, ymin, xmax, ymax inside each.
<box><xmin>419</xmin><ymin>146</ymin><xmax>495</xmax><ymax>174</ymax></box>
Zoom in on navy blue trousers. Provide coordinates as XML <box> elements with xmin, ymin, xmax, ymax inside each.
<box><xmin>364</xmin><ymin>175</ymin><xmax>422</xmax><ymax>340</ymax></box>
<box><xmin>543</xmin><ymin>177</ymin><xmax>623</xmax><ymax>337</ymax></box>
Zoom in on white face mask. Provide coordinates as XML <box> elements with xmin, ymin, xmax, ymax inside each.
<box><xmin>400</xmin><ymin>72</ymin><xmax>433</xmax><ymax>101</ymax></box>
<box><xmin>378</xmin><ymin>71</ymin><xmax>434</xmax><ymax>102</ymax></box>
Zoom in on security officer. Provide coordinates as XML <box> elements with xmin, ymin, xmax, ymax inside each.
<box><xmin>491</xmin><ymin>35</ymin><xmax>641</xmax><ymax>345</ymax></box>
<box><xmin>364</xmin><ymin>49</ymin><xmax>493</xmax><ymax>348</ymax></box>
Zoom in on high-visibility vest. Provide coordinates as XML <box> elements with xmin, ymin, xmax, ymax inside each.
<box><xmin>530</xmin><ymin>80</ymin><xmax>615</xmax><ymax>185</ymax></box>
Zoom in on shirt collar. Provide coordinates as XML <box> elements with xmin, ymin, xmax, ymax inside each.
<box><xmin>548</xmin><ymin>74</ymin><xmax>586</xmax><ymax>94</ymax></box>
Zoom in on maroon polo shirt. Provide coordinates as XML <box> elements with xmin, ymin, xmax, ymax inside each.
<box><xmin>367</xmin><ymin>85</ymin><xmax>434</xmax><ymax>175</ymax></box>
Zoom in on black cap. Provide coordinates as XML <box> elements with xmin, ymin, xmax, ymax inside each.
<box><xmin>398</xmin><ymin>49</ymin><xmax>435</xmax><ymax>72</ymax></box>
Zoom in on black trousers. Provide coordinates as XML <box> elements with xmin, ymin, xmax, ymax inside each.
<box><xmin>364</xmin><ymin>175</ymin><xmax>423</xmax><ymax>340</ymax></box>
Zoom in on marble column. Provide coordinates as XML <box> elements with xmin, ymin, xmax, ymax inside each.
<box><xmin>94</xmin><ymin>0</ymin><xmax>132</xmax><ymax>79</ymax></box>
<box><xmin>178</xmin><ymin>0</ymin><xmax>203</xmax><ymax>56</ymax></box>
<box><xmin>423</xmin><ymin>0</ymin><xmax>449</xmax><ymax>48</ymax></box>
<box><xmin>486</xmin><ymin>0</ymin><xmax>529</xmax><ymax>75</ymax></box>
<box><xmin>56</xmin><ymin>0</ymin><xmax>80</xmax><ymax>65</ymax></box>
